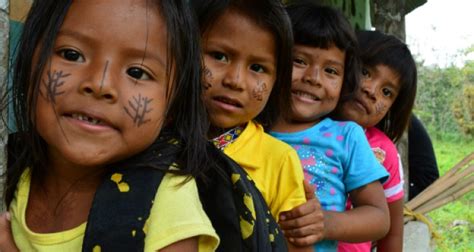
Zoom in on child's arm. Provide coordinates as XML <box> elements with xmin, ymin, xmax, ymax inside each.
<box><xmin>280</xmin><ymin>181</ymin><xmax>389</xmax><ymax>246</ymax></box>
<box><xmin>324</xmin><ymin>181</ymin><xmax>389</xmax><ymax>242</ymax></box>
<box><xmin>0</xmin><ymin>212</ymin><xmax>19</xmax><ymax>252</ymax></box>
<box><xmin>279</xmin><ymin>180</ymin><xmax>325</xmax><ymax>246</ymax></box>
<box><xmin>159</xmin><ymin>237</ymin><xmax>198</xmax><ymax>252</ymax></box>
<box><xmin>376</xmin><ymin>199</ymin><xmax>404</xmax><ymax>252</ymax></box>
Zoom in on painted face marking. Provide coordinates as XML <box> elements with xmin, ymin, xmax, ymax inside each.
<box><xmin>124</xmin><ymin>93</ymin><xmax>154</xmax><ymax>127</ymax></box>
<box><xmin>42</xmin><ymin>70</ymin><xmax>71</xmax><ymax>104</ymax></box>
<box><xmin>99</xmin><ymin>60</ymin><xmax>110</xmax><ymax>92</ymax></box>
<box><xmin>252</xmin><ymin>80</ymin><xmax>268</xmax><ymax>101</ymax></box>
<box><xmin>375</xmin><ymin>103</ymin><xmax>387</xmax><ymax>114</ymax></box>
<box><xmin>203</xmin><ymin>67</ymin><xmax>213</xmax><ymax>90</ymax></box>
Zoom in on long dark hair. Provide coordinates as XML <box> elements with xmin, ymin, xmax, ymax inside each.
<box><xmin>191</xmin><ymin>0</ymin><xmax>294</xmax><ymax>129</ymax></box>
<box><xmin>6</xmin><ymin>0</ymin><xmax>209</xmax><ymax>206</ymax></box>
<box><xmin>286</xmin><ymin>2</ymin><xmax>361</xmax><ymax>106</ymax></box>
<box><xmin>357</xmin><ymin>30</ymin><xmax>417</xmax><ymax>142</ymax></box>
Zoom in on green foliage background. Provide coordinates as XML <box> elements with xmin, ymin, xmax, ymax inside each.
<box><xmin>414</xmin><ymin>47</ymin><xmax>474</xmax><ymax>140</ymax></box>
<box><xmin>415</xmin><ymin>46</ymin><xmax>473</xmax><ymax>250</ymax></box>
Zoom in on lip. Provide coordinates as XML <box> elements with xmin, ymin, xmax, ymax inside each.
<box><xmin>353</xmin><ymin>98</ymin><xmax>371</xmax><ymax>114</ymax></box>
<box><xmin>211</xmin><ymin>95</ymin><xmax>243</xmax><ymax>111</ymax></box>
<box><xmin>291</xmin><ymin>89</ymin><xmax>321</xmax><ymax>103</ymax></box>
<box><xmin>63</xmin><ymin>109</ymin><xmax>117</xmax><ymax>133</ymax></box>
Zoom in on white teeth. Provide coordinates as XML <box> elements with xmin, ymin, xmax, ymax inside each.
<box><xmin>72</xmin><ymin>113</ymin><xmax>102</xmax><ymax>125</ymax></box>
<box><xmin>295</xmin><ymin>91</ymin><xmax>319</xmax><ymax>101</ymax></box>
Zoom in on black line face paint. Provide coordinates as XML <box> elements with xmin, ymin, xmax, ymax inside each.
<box><xmin>99</xmin><ymin>60</ymin><xmax>110</xmax><ymax>92</ymax></box>
<box><xmin>42</xmin><ymin>70</ymin><xmax>71</xmax><ymax>104</ymax></box>
<box><xmin>252</xmin><ymin>80</ymin><xmax>268</xmax><ymax>101</ymax></box>
<box><xmin>124</xmin><ymin>93</ymin><xmax>154</xmax><ymax>127</ymax></box>
<box><xmin>203</xmin><ymin>67</ymin><xmax>213</xmax><ymax>90</ymax></box>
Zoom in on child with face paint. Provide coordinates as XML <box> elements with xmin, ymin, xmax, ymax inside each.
<box><xmin>1</xmin><ymin>0</ymin><xmax>219</xmax><ymax>251</ymax></box>
<box><xmin>192</xmin><ymin>0</ymin><xmax>311</xmax><ymax>251</ymax></box>
<box><xmin>336</xmin><ymin>30</ymin><xmax>417</xmax><ymax>252</ymax></box>
<box><xmin>270</xmin><ymin>3</ymin><xmax>390</xmax><ymax>251</ymax></box>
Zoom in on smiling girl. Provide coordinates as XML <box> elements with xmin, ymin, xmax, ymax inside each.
<box><xmin>1</xmin><ymin>0</ymin><xmax>218</xmax><ymax>251</ymax></box>
<box><xmin>270</xmin><ymin>3</ymin><xmax>390</xmax><ymax>251</ymax></box>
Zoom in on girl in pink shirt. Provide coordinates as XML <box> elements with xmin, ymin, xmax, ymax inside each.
<box><xmin>335</xmin><ymin>30</ymin><xmax>417</xmax><ymax>252</ymax></box>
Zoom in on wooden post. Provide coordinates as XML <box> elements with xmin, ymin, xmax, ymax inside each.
<box><xmin>371</xmin><ymin>0</ymin><xmax>411</xmax><ymax>201</ymax></box>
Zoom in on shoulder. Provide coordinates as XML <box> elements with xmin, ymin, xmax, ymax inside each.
<box><xmin>144</xmin><ymin>174</ymin><xmax>219</xmax><ymax>252</ymax></box>
<box><xmin>366</xmin><ymin>127</ymin><xmax>399</xmax><ymax>160</ymax></box>
<box><xmin>245</xmin><ymin>121</ymin><xmax>297</xmax><ymax>156</ymax></box>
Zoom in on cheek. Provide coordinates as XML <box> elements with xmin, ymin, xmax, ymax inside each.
<box><xmin>374</xmin><ymin>102</ymin><xmax>389</xmax><ymax>115</ymax></box>
<box><xmin>251</xmin><ymin>80</ymin><xmax>270</xmax><ymax>102</ymax></box>
<box><xmin>203</xmin><ymin>67</ymin><xmax>213</xmax><ymax>90</ymax></box>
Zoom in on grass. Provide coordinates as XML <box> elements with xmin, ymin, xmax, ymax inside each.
<box><xmin>427</xmin><ymin>137</ymin><xmax>474</xmax><ymax>251</ymax></box>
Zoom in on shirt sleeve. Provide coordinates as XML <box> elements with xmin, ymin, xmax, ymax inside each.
<box><xmin>144</xmin><ymin>173</ymin><xmax>219</xmax><ymax>252</ymax></box>
<box><xmin>381</xmin><ymin>147</ymin><xmax>405</xmax><ymax>203</ymax></box>
<box><xmin>343</xmin><ymin>125</ymin><xmax>389</xmax><ymax>192</ymax></box>
<box><xmin>272</xmin><ymin>149</ymin><xmax>307</xmax><ymax>220</ymax></box>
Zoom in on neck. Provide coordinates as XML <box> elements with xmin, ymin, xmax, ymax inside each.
<box><xmin>208</xmin><ymin>123</ymin><xmax>247</xmax><ymax>139</ymax></box>
<box><xmin>272</xmin><ymin>116</ymin><xmax>321</xmax><ymax>133</ymax></box>
<box><xmin>39</xmin><ymin>150</ymin><xmax>105</xmax><ymax>195</ymax></box>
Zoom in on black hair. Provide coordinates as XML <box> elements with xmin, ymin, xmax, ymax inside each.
<box><xmin>191</xmin><ymin>0</ymin><xmax>294</xmax><ymax>129</ymax></box>
<box><xmin>286</xmin><ymin>2</ymin><xmax>361</xmax><ymax>105</ymax></box>
<box><xmin>6</xmin><ymin>0</ymin><xmax>209</xmax><ymax>206</ymax></box>
<box><xmin>357</xmin><ymin>30</ymin><xmax>417</xmax><ymax>142</ymax></box>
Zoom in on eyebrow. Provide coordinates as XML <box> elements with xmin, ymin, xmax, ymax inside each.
<box><xmin>325</xmin><ymin>59</ymin><xmax>344</xmax><ymax>69</ymax></box>
<box><xmin>57</xmin><ymin>29</ymin><xmax>166</xmax><ymax>67</ymax></box>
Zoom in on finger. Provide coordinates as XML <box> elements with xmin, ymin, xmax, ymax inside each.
<box><xmin>303</xmin><ymin>180</ymin><xmax>316</xmax><ymax>199</ymax></box>
<box><xmin>279</xmin><ymin>210</ymin><xmax>320</xmax><ymax>230</ymax></box>
<box><xmin>279</xmin><ymin>200</ymin><xmax>316</xmax><ymax>221</ymax></box>
<box><xmin>284</xmin><ymin>223</ymin><xmax>324</xmax><ymax>238</ymax></box>
<box><xmin>288</xmin><ymin>234</ymin><xmax>323</xmax><ymax>247</ymax></box>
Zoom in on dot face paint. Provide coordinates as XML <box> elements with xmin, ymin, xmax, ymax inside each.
<box><xmin>201</xmin><ymin>9</ymin><xmax>277</xmax><ymax>130</ymax></box>
<box><xmin>34</xmin><ymin>0</ymin><xmax>172</xmax><ymax>168</ymax></box>
<box><xmin>336</xmin><ymin>64</ymin><xmax>401</xmax><ymax>128</ymax></box>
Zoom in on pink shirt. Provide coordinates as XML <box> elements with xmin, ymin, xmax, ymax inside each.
<box><xmin>338</xmin><ymin>127</ymin><xmax>404</xmax><ymax>251</ymax></box>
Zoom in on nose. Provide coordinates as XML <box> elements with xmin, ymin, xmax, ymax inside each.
<box><xmin>361</xmin><ymin>81</ymin><xmax>377</xmax><ymax>101</ymax></box>
<box><xmin>222</xmin><ymin>64</ymin><xmax>244</xmax><ymax>91</ymax></box>
<box><xmin>79</xmin><ymin>60</ymin><xmax>118</xmax><ymax>103</ymax></box>
<box><xmin>302</xmin><ymin>67</ymin><xmax>321</xmax><ymax>87</ymax></box>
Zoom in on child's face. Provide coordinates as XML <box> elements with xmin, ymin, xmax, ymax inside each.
<box><xmin>202</xmin><ymin>9</ymin><xmax>277</xmax><ymax>130</ymax></box>
<box><xmin>289</xmin><ymin>44</ymin><xmax>345</xmax><ymax>124</ymax></box>
<box><xmin>35</xmin><ymin>0</ymin><xmax>170</xmax><ymax>168</ymax></box>
<box><xmin>338</xmin><ymin>64</ymin><xmax>401</xmax><ymax>128</ymax></box>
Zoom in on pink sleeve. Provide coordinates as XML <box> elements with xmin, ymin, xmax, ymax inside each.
<box><xmin>380</xmin><ymin>141</ymin><xmax>404</xmax><ymax>203</ymax></box>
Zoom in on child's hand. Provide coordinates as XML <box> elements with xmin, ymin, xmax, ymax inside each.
<box><xmin>279</xmin><ymin>180</ymin><xmax>325</xmax><ymax>247</ymax></box>
<box><xmin>0</xmin><ymin>212</ymin><xmax>19</xmax><ymax>252</ymax></box>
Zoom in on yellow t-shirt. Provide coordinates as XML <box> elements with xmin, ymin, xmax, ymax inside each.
<box><xmin>224</xmin><ymin>121</ymin><xmax>306</xmax><ymax>220</ymax></box>
<box><xmin>10</xmin><ymin>169</ymin><xmax>219</xmax><ymax>252</ymax></box>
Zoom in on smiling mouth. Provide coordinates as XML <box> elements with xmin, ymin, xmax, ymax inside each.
<box><xmin>68</xmin><ymin>113</ymin><xmax>104</xmax><ymax>126</ymax></box>
<box><xmin>292</xmin><ymin>90</ymin><xmax>321</xmax><ymax>101</ymax></box>
<box><xmin>214</xmin><ymin>96</ymin><xmax>243</xmax><ymax>108</ymax></box>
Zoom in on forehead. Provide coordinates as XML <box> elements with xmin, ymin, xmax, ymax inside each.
<box><xmin>294</xmin><ymin>44</ymin><xmax>345</xmax><ymax>61</ymax></box>
<box><xmin>204</xmin><ymin>9</ymin><xmax>276</xmax><ymax>60</ymax></box>
<box><xmin>59</xmin><ymin>0</ymin><xmax>167</xmax><ymax>59</ymax></box>
<box><xmin>372</xmin><ymin>64</ymin><xmax>401</xmax><ymax>88</ymax></box>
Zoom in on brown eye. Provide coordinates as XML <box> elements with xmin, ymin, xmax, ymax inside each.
<box><xmin>127</xmin><ymin>67</ymin><xmax>151</xmax><ymax>80</ymax></box>
<box><xmin>362</xmin><ymin>68</ymin><xmax>370</xmax><ymax>78</ymax></box>
<box><xmin>382</xmin><ymin>88</ymin><xmax>392</xmax><ymax>97</ymax></box>
<box><xmin>59</xmin><ymin>49</ymin><xmax>84</xmax><ymax>62</ymax></box>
